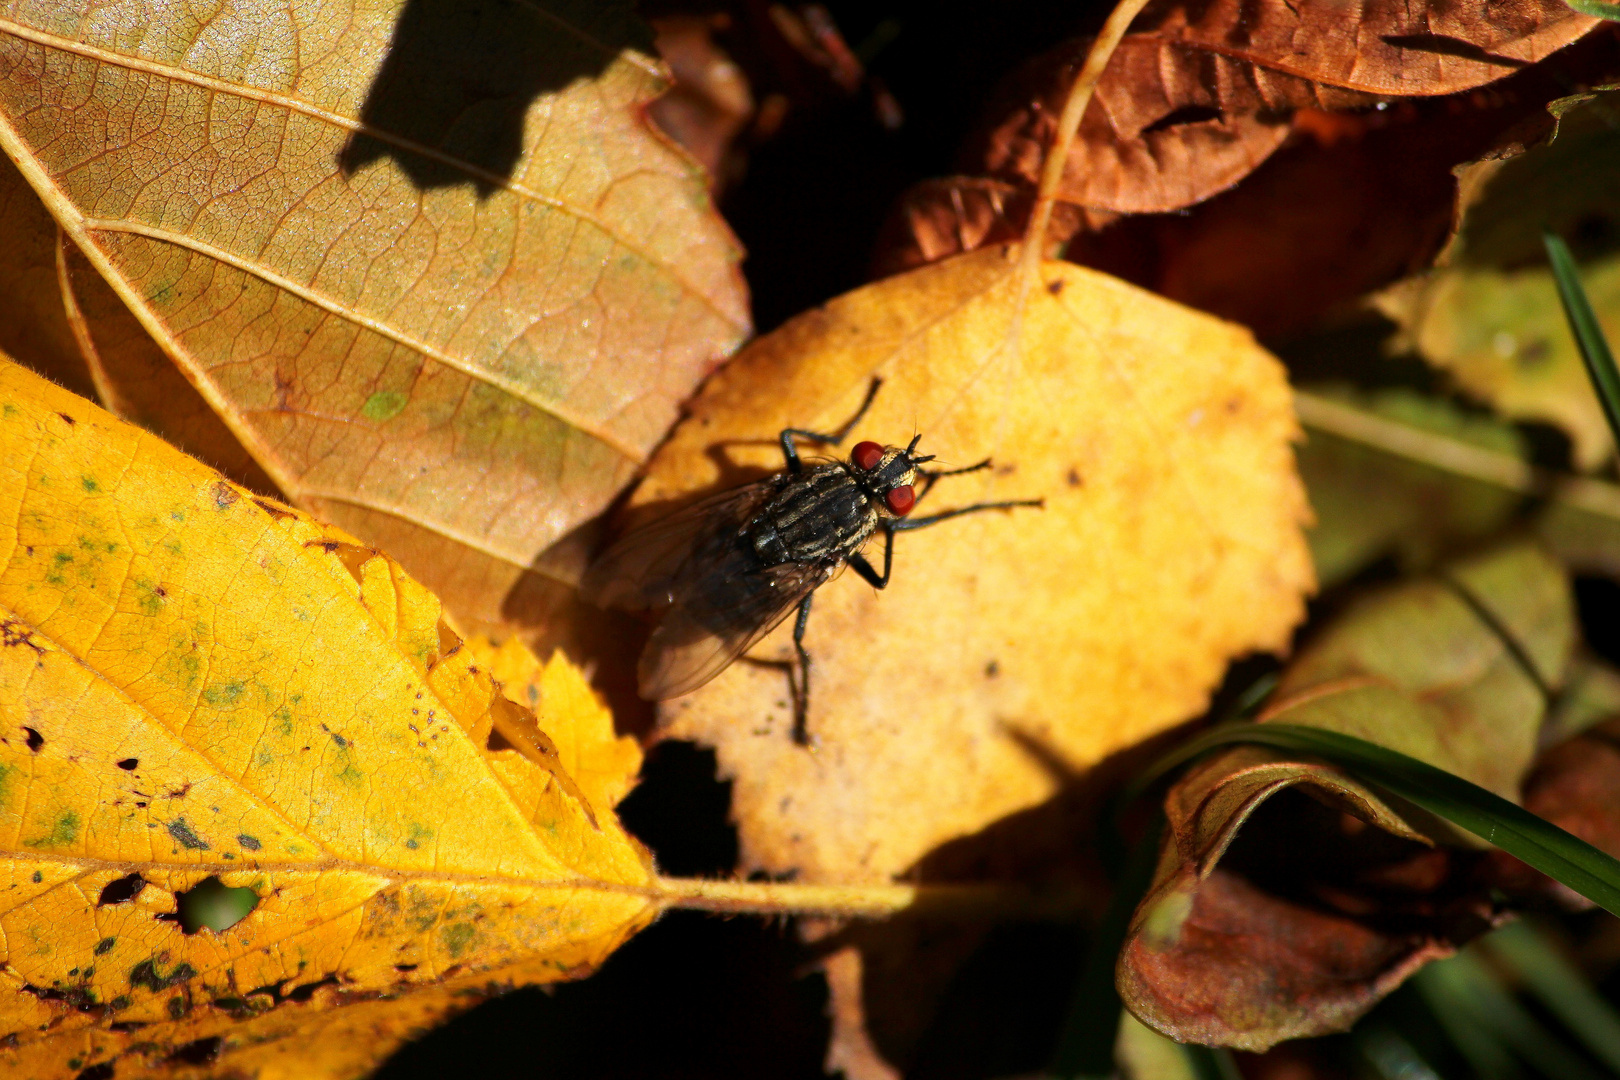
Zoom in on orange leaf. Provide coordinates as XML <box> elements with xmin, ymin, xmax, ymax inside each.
<box><xmin>0</xmin><ymin>0</ymin><xmax>749</xmax><ymax>629</ymax></box>
<box><xmin>620</xmin><ymin>245</ymin><xmax>1314</xmax><ymax>882</ymax></box>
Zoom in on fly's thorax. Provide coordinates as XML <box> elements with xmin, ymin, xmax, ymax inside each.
<box><xmin>748</xmin><ymin>464</ymin><xmax>878</xmax><ymax>566</ymax></box>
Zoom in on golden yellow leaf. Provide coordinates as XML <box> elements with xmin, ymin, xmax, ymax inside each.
<box><xmin>463</xmin><ymin>634</ymin><xmax>643</xmax><ymax>818</ymax></box>
<box><xmin>0</xmin><ymin>0</ymin><xmax>749</xmax><ymax>629</ymax></box>
<box><xmin>629</xmin><ymin>245</ymin><xmax>1314</xmax><ymax>881</ymax></box>
<box><xmin>0</xmin><ymin>357</ymin><xmax>658</xmax><ymax>1079</ymax></box>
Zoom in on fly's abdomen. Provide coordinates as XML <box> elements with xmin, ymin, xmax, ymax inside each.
<box><xmin>750</xmin><ymin>466</ymin><xmax>875</xmax><ymax>566</ymax></box>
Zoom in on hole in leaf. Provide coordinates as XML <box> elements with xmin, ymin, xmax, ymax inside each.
<box><xmin>173</xmin><ymin>877</ymin><xmax>258</xmax><ymax>934</ymax></box>
<box><xmin>435</xmin><ymin>619</ymin><xmax>463</xmax><ymax>664</ymax></box>
<box><xmin>167</xmin><ymin>1036</ymin><xmax>223</xmax><ymax>1065</ymax></box>
<box><xmin>287</xmin><ymin>974</ymin><xmax>339</xmax><ymax>1002</ymax></box>
<box><xmin>23</xmin><ymin>726</ymin><xmax>43</xmax><ymax>752</ymax></box>
<box><xmin>73</xmin><ymin>1063</ymin><xmax>114</xmax><ymax>1080</ymax></box>
<box><xmin>1141</xmin><ymin>104</ymin><xmax>1224</xmax><ymax>135</ymax></box>
<box><xmin>115</xmin><ymin>758</ymin><xmax>138</xmax><ymax>771</ymax></box>
<box><xmin>97</xmin><ymin>873</ymin><xmax>146</xmax><ymax>906</ymax></box>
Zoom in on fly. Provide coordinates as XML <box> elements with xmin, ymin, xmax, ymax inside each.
<box><xmin>581</xmin><ymin>378</ymin><xmax>1044</xmax><ymax>745</ymax></box>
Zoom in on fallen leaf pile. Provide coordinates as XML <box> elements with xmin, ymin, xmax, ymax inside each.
<box><xmin>0</xmin><ymin>0</ymin><xmax>1617</xmax><ymax>1076</ymax></box>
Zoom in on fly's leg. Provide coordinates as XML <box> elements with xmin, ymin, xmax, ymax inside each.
<box><xmin>917</xmin><ymin>458</ymin><xmax>992</xmax><ymax>501</ymax></box>
<box><xmin>790</xmin><ymin>593</ymin><xmax>816</xmax><ymax>746</ymax></box>
<box><xmin>889</xmin><ymin>499</ymin><xmax>1045</xmax><ymax>534</ymax></box>
<box><xmin>779</xmin><ymin>377</ymin><xmax>883</xmax><ymax>473</ymax></box>
<box><xmin>848</xmin><ymin>530</ymin><xmax>895</xmax><ymax>588</ymax></box>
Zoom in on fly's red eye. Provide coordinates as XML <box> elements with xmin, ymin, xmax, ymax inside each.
<box><xmin>852</xmin><ymin>441</ymin><xmax>884</xmax><ymax>471</ymax></box>
<box><xmin>885</xmin><ymin>485</ymin><xmax>916</xmax><ymax>516</ymax></box>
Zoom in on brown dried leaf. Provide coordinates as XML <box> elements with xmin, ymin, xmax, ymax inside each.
<box><xmin>0</xmin><ymin>151</ymin><xmax>91</xmax><ymax>399</ymax></box>
<box><xmin>0</xmin><ymin>0</ymin><xmax>749</xmax><ymax>630</ymax></box>
<box><xmin>971</xmin><ymin>35</ymin><xmax>1302</xmax><ymax>215</ymax></box>
<box><xmin>1120</xmin><ymin>544</ymin><xmax>1575</xmax><ymax>1050</ymax></box>
<box><xmin>971</xmin><ymin>1</ymin><xmax>1597</xmax><ymax>217</ymax></box>
<box><xmin>618</xmin><ymin>244</ymin><xmax>1312</xmax><ymax>883</ymax></box>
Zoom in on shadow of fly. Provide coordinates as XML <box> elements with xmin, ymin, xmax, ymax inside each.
<box><xmin>582</xmin><ymin>378</ymin><xmax>1044</xmax><ymax>746</ymax></box>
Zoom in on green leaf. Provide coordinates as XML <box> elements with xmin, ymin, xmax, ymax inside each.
<box><xmin>1563</xmin><ymin>0</ymin><xmax>1620</xmax><ymax>20</ymax></box>
<box><xmin>1546</xmin><ymin>230</ymin><xmax>1620</xmax><ymax>450</ymax></box>
<box><xmin>1140</xmin><ymin>723</ymin><xmax>1620</xmax><ymax>916</ymax></box>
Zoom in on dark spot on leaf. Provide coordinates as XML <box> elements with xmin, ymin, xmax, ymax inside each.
<box><xmin>252</xmin><ymin>497</ymin><xmax>295</xmax><ymax>520</ymax></box>
<box><xmin>394</xmin><ymin>963</ymin><xmax>418</xmax><ymax>972</ymax></box>
<box><xmin>167</xmin><ymin>994</ymin><xmax>189</xmax><ymax>1019</ymax></box>
<box><xmin>236</xmin><ymin>833</ymin><xmax>261</xmax><ymax>851</ymax></box>
<box><xmin>175</xmin><ymin>876</ymin><xmax>258</xmax><ymax>934</ymax></box>
<box><xmin>116</xmin><ymin>758</ymin><xmax>138</xmax><ymax>771</ymax></box>
<box><xmin>211</xmin><ymin>481</ymin><xmax>239</xmax><ymax>509</ymax></box>
<box><xmin>163</xmin><ymin>782</ymin><xmax>192</xmax><ymax>799</ymax></box>
<box><xmin>1046</xmin><ymin>279</ymin><xmax>1064</xmax><ymax>295</ymax></box>
<box><xmin>95</xmin><ymin>937</ymin><xmax>117</xmax><ymax>955</ymax></box>
<box><xmin>56</xmin><ymin>411</ymin><xmax>76</xmax><ymax>426</ymax></box>
<box><xmin>165</xmin><ymin>818</ymin><xmax>209</xmax><ymax>851</ymax></box>
<box><xmin>73</xmin><ymin>1063</ymin><xmax>113</xmax><ymax>1080</ymax></box>
<box><xmin>30</xmin><ymin>870</ymin><xmax>41</xmax><ymax>883</ymax></box>
<box><xmin>22</xmin><ymin>727</ymin><xmax>42</xmax><ymax>752</ymax></box>
<box><xmin>129</xmin><ymin>959</ymin><xmax>197</xmax><ymax>993</ymax></box>
<box><xmin>167</xmin><ymin>1036</ymin><xmax>223</xmax><ymax>1065</ymax></box>
<box><xmin>99</xmin><ymin>874</ymin><xmax>146</xmax><ymax>906</ymax></box>
<box><xmin>331</xmin><ymin>732</ymin><xmax>348</xmax><ymax>749</ymax></box>
<box><xmin>108</xmin><ymin>1018</ymin><xmax>143</xmax><ymax>1032</ymax></box>
<box><xmin>1066</xmin><ymin>468</ymin><xmax>1082</xmax><ymax>487</ymax></box>
<box><xmin>1</xmin><ymin>619</ymin><xmax>45</xmax><ymax>655</ymax></box>
<box><xmin>985</xmin><ymin>660</ymin><xmax>1000</xmax><ymax>678</ymax></box>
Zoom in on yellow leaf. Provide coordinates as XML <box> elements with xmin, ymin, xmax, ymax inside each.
<box><xmin>0</xmin><ymin>357</ymin><xmax>657</xmax><ymax>1079</ymax></box>
<box><xmin>0</xmin><ymin>0</ymin><xmax>749</xmax><ymax>628</ymax></box>
<box><xmin>465</xmin><ymin>635</ymin><xmax>644</xmax><ymax>817</ymax></box>
<box><xmin>630</xmin><ymin>245</ymin><xmax>1314</xmax><ymax>881</ymax></box>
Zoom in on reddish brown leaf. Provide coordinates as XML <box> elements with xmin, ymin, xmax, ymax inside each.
<box><xmin>1120</xmin><ymin>544</ymin><xmax>1574</xmax><ymax>1049</ymax></box>
<box><xmin>1134</xmin><ymin>0</ymin><xmax>1598</xmax><ymax>98</ymax></box>
<box><xmin>649</xmin><ymin>15</ymin><xmax>756</xmax><ymax>192</ymax></box>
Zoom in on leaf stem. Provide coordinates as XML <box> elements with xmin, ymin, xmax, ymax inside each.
<box><xmin>648</xmin><ymin>876</ymin><xmax>1090</xmax><ymax>919</ymax></box>
<box><xmin>1294</xmin><ymin>389</ymin><xmax>1620</xmax><ymax>521</ymax></box>
<box><xmin>1020</xmin><ymin>0</ymin><xmax>1153</xmax><ymax>267</ymax></box>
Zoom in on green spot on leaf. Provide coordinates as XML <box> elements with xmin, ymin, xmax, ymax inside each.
<box><xmin>25</xmin><ymin>809</ymin><xmax>79</xmax><ymax>849</ymax></box>
<box><xmin>361</xmin><ymin>390</ymin><xmax>409</xmax><ymax>422</ymax></box>
<box><xmin>441</xmin><ymin>922</ymin><xmax>475</xmax><ymax>959</ymax></box>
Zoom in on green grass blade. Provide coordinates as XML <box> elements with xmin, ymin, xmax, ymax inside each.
<box><xmin>1048</xmin><ymin>814</ymin><xmax>1164</xmax><ymax>1080</ymax></box>
<box><xmin>1425</xmin><ymin>949</ymin><xmax>1611</xmax><ymax>1080</ymax></box>
<box><xmin>1138</xmin><ymin>724</ymin><xmax>1620</xmax><ymax>916</ymax></box>
<box><xmin>1415</xmin><ymin>957</ymin><xmax>1526</xmax><ymax>1080</ymax></box>
<box><xmin>1484</xmin><ymin>921</ymin><xmax>1620</xmax><ymax>1075</ymax></box>
<box><xmin>1545</xmin><ymin>231</ymin><xmax>1620</xmax><ymax>447</ymax></box>
<box><xmin>1182</xmin><ymin>1045</ymin><xmax>1244</xmax><ymax>1080</ymax></box>
<box><xmin>1357</xmin><ymin>1023</ymin><xmax>1446</xmax><ymax>1080</ymax></box>
<box><xmin>1563</xmin><ymin>0</ymin><xmax>1620</xmax><ymax>20</ymax></box>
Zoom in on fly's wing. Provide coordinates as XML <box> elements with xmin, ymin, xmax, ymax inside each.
<box><xmin>639</xmin><ymin>558</ymin><xmax>833</xmax><ymax>700</ymax></box>
<box><xmin>580</xmin><ymin>484</ymin><xmax>775</xmax><ymax>612</ymax></box>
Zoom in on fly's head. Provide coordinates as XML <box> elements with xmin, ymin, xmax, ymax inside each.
<box><xmin>849</xmin><ymin>435</ymin><xmax>931</xmax><ymax>518</ymax></box>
